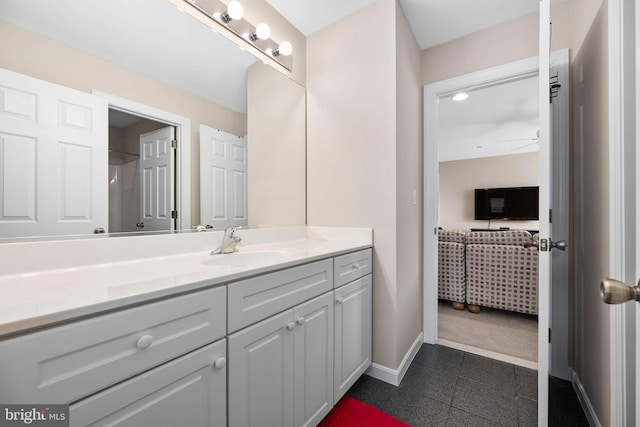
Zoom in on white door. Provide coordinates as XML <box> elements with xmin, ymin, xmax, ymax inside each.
<box><xmin>200</xmin><ymin>125</ymin><xmax>247</xmax><ymax>228</ymax></box>
<box><xmin>293</xmin><ymin>293</ymin><xmax>334</xmax><ymax>427</ymax></box>
<box><xmin>537</xmin><ymin>0</ymin><xmax>552</xmax><ymax>424</ymax></box>
<box><xmin>0</xmin><ymin>68</ymin><xmax>108</xmax><ymax>238</ymax></box>
<box><xmin>333</xmin><ymin>275</ymin><xmax>372</xmax><ymax>404</ymax></box>
<box><xmin>228</xmin><ymin>310</ymin><xmax>295</xmax><ymax>427</ymax></box>
<box><xmin>140</xmin><ymin>126</ymin><xmax>175</xmax><ymax>231</ymax></box>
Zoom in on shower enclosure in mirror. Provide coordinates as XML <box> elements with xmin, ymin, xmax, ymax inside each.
<box><xmin>0</xmin><ymin>0</ymin><xmax>306</xmax><ymax>241</ymax></box>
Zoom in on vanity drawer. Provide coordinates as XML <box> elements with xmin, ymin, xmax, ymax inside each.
<box><xmin>228</xmin><ymin>259</ymin><xmax>333</xmax><ymax>333</ymax></box>
<box><xmin>334</xmin><ymin>248</ymin><xmax>372</xmax><ymax>288</ymax></box>
<box><xmin>0</xmin><ymin>286</ymin><xmax>226</xmax><ymax>404</ymax></box>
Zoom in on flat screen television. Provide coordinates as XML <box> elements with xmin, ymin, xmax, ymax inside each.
<box><xmin>474</xmin><ymin>186</ymin><xmax>539</xmax><ymax>220</ymax></box>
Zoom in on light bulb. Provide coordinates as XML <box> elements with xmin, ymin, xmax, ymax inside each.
<box><xmin>452</xmin><ymin>92</ymin><xmax>469</xmax><ymax>101</ymax></box>
<box><xmin>255</xmin><ymin>23</ymin><xmax>271</xmax><ymax>40</ymax></box>
<box><xmin>275</xmin><ymin>40</ymin><xmax>292</xmax><ymax>56</ymax></box>
<box><xmin>227</xmin><ymin>1</ymin><xmax>243</xmax><ymax>20</ymax></box>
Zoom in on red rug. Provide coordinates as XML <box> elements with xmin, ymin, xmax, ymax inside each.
<box><xmin>318</xmin><ymin>397</ymin><xmax>410</xmax><ymax>427</ymax></box>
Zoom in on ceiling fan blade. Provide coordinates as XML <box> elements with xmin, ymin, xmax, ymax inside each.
<box><xmin>510</xmin><ymin>141</ymin><xmax>539</xmax><ymax>152</ymax></box>
<box><xmin>498</xmin><ymin>137</ymin><xmax>540</xmax><ymax>143</ymax></box>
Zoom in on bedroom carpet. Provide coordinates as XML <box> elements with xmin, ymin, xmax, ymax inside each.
<box><xmin>438</xmin><ymin>300</ymin><xmax>538</xmax><ymax>362</ymax></box>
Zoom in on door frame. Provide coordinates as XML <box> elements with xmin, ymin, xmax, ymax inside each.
<box><xmin>423</xmin><ymin>54</ymin><xmax>538</xmax><ymax>343</ymax></box>
<box><xmin>422</xmin><ymin>50</ymin><xmax>569</xmax><ymax>423</ymax></box>
<box><xmin>608</xmin><ymin>0</ymin><xmax>635</xmax><ymax>425</ymax></box>
<box><xmin>94</xmin><ymin>91</ymin><xmax>191</xmax><ymax>231</ymax></box>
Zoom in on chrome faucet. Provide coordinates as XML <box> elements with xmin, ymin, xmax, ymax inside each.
<box><xmin>211</xmin><ymin>227</ymin><xmax>242</xmax><ymax>254</ymax></box>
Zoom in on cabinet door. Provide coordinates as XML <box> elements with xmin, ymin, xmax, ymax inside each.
<box><xmin>334</xmin><ymin>274</ymin><xmax>372</xmax><ymax>403</ymax></box>
<box><xmin>69</xmin><ymin>339</ymin><xmax>227</xmax><ymax>427</ymax></box>
<box><xmin>228</xmin><ymin>310</ymin><xmax>295</xmax><ymax>427</ymax></box>
<box><xmin>293</xmin><ymin>292</ymin><xmax>334</xmax><ymax>427</ymax></box>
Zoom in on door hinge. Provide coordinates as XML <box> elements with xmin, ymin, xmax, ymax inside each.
<box><xmin>171</xmin><ymin>139</ymin><xmax>177</xmax><ymax>149</ymax></box>
<box><xmin>549</xmin><ymin>209</ymin><xmax>552</xmax><ymax>223</ymax></box>
<box><xmin>550</xmin><ymin>72</ymin><xmax>561</xmax><ymax>103</ymax></box>
<box><xmin>171</xmin><ymin>210</ymin><xmax>178</xmax><ymax>219</ymax></box>
<box><xmin>549</xmin><ymin>328</ymin><xmax>552</xmax><ymax>343</ymax></box>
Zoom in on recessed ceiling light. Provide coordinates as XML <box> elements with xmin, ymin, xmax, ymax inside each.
<box><xmin>452</xmin><ymin>92</ymin><xmax>469</xmax><ymax>101</ymax></box>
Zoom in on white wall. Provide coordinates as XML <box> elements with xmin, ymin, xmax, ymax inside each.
<box><xmin>439</xmin><ymin>153</ymin><xmax>540</xmax><ymax>231</ymax></box>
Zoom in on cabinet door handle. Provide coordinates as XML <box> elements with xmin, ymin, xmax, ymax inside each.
<box><xmin>286</xmin><ymin>322</ymin><xmax>296</xmax><ymax>331</ymax></box>
<box><xmin>213</xmin><ymin>357</ymin><xmax>226</xmax><ymax>370</ymax></box>
<box><xmin>336</xmin><ymin>297</ymin><xmax>344</xmax><ymax>305</ymax></box>
<box><xmin>136</xmin><ymin>334</ymin><xmax>154</xmax><ymax>350</ymax></box>
<box><xmin>296</xmin><ymin>317</ymin><xmax>305</xmax><ymax>326</ymax></box>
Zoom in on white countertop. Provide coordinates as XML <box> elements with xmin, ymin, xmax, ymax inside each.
<box><xmin>0</xmin><ymin>226</ymin><xmax>372</xmax><ymax>338</ymax></box>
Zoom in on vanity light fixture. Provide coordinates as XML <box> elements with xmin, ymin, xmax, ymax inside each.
<box><xmin>184</xmin><ymin>0</ymin><xmax>293</xmax><ymax>70</ymax></box>
<box><xmin>452</xmin><ymin>92</ymin><xmax>469</xmax><ymax>101</ymax></box>
<box><xmin>217</xmin><ymin>0</ymin><xmax>243</xmax><ymax>23</ymax></box>
<box><xmin>249</xmin><ymin>23</ymin><xmax>271</xmax><ymax>41</ymax></box>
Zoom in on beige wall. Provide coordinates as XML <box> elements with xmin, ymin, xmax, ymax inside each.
<box><xmin>308</xmin><ymin>0</ymin><xmax>424</xmax><ymax>370</ymax></box>
<box><xmin>247</xmin><ymin>62</ymin><xmax>306</xmax><ymax>227</ymax></box>
<box><xmin>307</xmin><ymin>0</ymin><xmax>398</xmax><ymax>369</ymax></box>
<box><xmin>421</xmin><ymin>1</ymin><xmax>573</xmax><ymax>85</ymax></box>
<box><xmin>570</xmin><ymin>0</ymin><xmax>610</xmax><ymax>424</ymax></box>
<box><xmin>395</xmin><ymin>1</ymin><xmax>424</xmax><ymax>370</ymax></box>
<box><xmin>439</xmin><ymin>153</ymin><xmax>540</xmax><ymax>231</ymax></box>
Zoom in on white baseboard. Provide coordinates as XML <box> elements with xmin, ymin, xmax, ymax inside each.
<box><xmin>365</xmin><ymin>332</ymin><xmax>423</xmax><ymax>386</ymax></box>
<box><xmin>571</xmin><ymin>369</ymin><xmax>602</xmax><ymax>427</ymax></box>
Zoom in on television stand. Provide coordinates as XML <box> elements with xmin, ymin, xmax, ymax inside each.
<box><xmin>470</xmin><ymin>228</ymin><xmax>539</xmax><ymax>235</ymax></box>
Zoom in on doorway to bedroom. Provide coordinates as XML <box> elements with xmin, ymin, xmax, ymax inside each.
<box><xmin>435</xmin><ymin>73</ymin><xmax>540</xmax><ymax>367</ymax></box>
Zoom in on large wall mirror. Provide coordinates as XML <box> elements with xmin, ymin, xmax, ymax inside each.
<box><xmin>0</xmin><ymin>0</ymin><xmax>306</xmax><ymax>241</ymax></box>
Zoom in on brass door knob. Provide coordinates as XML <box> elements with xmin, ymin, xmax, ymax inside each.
<box><xmin>600</xmin><ymin>278</ymin><xmax>640</xmax><ymax>304</ymax></box>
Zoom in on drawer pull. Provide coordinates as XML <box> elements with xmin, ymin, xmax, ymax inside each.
<box><xmin>351</xmin><ymin>264</ymin><xmax>360</xmax><ymax>270</ymax></box>
<box><xmin>336</xmin><ymin>297</ymin><xmax>344</xmax><ymax>305</ymax></box>
<box><xmin>213</xmin><ymin>357</ymin><xmax>226</xmax><ymax>370</ymax></box>
<box><xmin>136</xmin><ymin>335</ymin><xmax>154</xmax><ymax>350</ymax></box>
<box><xmin>286</xmin><ymin>322</ymin><xmax>296</xmax><ymax>331</ymax></box>
<box><xmin>296</xmin><ymin>317</ymin><xmax>305</xmax><ymax>326</ymax></box>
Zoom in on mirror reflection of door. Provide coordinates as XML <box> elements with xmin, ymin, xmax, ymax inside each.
<box><xmin>0</xmin><ymin>68</ymin><xmax>108</xmax><ymax>239</ymax></box>
<box><xmin>108</xmin><ymin>110</ymin><xmax>176</xmax><ymax>233</ymax></box>
<box><xmin>200</xmin><ymin>125</ymin><xmax>248</xmax><ymax>229</ymax></box>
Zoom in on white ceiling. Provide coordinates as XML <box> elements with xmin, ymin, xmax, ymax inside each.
<box><xmin>438</xmin><ymin>76</ymin><xmax>539</xmax><ymax>162</ymax></box>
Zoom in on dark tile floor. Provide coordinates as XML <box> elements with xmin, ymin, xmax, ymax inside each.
<box><xmin>346</xmin><ymin>344</ymin><xmax>589</xmax><ymax>426</ymax></box>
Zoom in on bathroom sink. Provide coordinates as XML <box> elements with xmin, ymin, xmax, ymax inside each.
<box><xmin>202</xmin><ymin>248</ymin><xmax>302</xmax><ymax>266</ymax></box>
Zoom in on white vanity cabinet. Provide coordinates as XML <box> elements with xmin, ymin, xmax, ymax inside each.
<box><xmin>0</xmin><ymin>243</ymin><xmax>373</xmax><ymax>427</ymax></box>
<box><xmin>228</xmin><ymin>260</ymin><xmax>335</xmax><ymax>427</ymax></box>
<box><xmin>0</xmin><ymin>286</ymin><xmax>227</xmax><ymax>426</ymax></box>
<box><xmin>69</xmin><ymin>339</ymin><xmax>227</xmax><ymax>427</ymax></box>
<box><xmin>333</xmin><ymin>249</ymin><xmax>372</xmax><ymax>403</ymax></box>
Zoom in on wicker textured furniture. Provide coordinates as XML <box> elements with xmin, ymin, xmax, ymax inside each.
<box><xmin>465</xmin><ymin>230</ymin><xmax>539</xmax><ymax>315</ymax></box>
<box><xmin>438</xmin><ymin>230</ymin><xmax>467</xmax><ymax>310</ymax></box>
